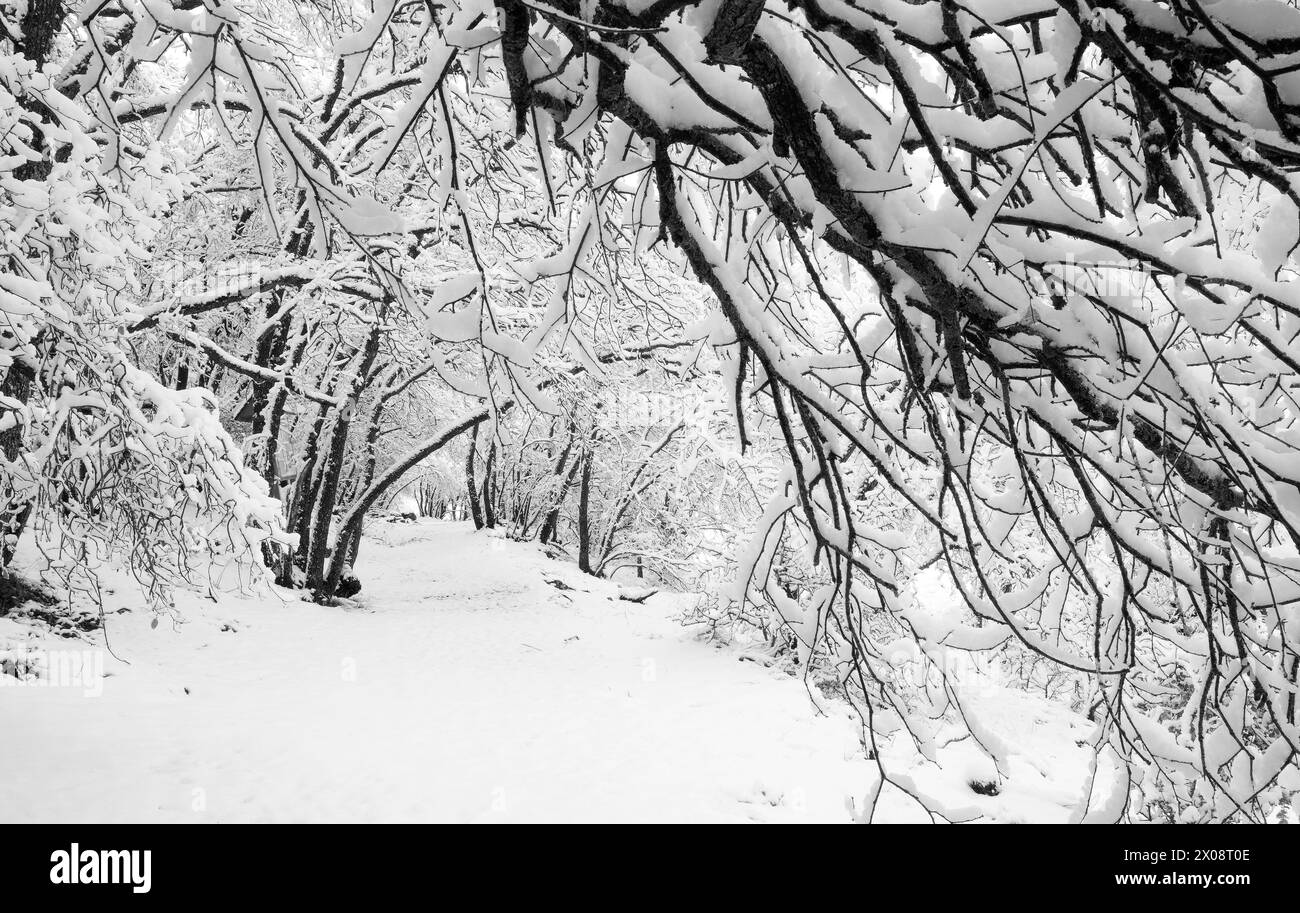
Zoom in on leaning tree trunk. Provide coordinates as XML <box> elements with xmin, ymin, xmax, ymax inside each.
<box><xmin>522</xmin><ymin>422</ymin><xmax>573</xmax><ymax>540</ymax></box>
<box><xmin>325</xmin><ymin>410</ymin><xmax>490</xmax><ymax>593</ymax></box>
<box><xmin>279</xmin><ymin>396</ymin><xmax>332</xmax><ymax>585</ymax></box>
<box><xmin>307</xmin><ymin>323</ymin><xmax>382</xmax><ymax>601</ymax></box>
<box><xmin>332</xmin><ymin>366</ymin><xmax>397</xmax><ymax>582</ymax></box>
<box><xmin>481</xmin><ymin>439</ymin><xmax>497</xmax><ymax>529</ymax></box>
<box><xmin>465</xmin><ymin>423</ymin><xmax>484</xmax><ymax>530</ymax></box>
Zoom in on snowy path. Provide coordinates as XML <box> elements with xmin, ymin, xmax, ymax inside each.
<box><xmin>1</xmin><ymin>522</ymin><xmax>880</xmax><ymax>823</ymax></box>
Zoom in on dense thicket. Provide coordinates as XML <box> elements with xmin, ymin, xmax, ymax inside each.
<box><xmin>3</xmin><ymin>0</ymin><xmax>1300</xmax><ymax>820</ymax></box>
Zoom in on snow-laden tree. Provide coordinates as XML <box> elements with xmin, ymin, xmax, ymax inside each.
<box><xmin>47</xmin><ymin>0</ymin><xmax>707</xmax><ymax>602</ymax></box>
<box><xmin>0</xmin><ymin>2</ymin><xmax>285</xmax><ymax>609</ymax></box>
<box><xmin>9</xmin><ymin>0</ymin><xmax>1300</xmax><ymax>820</ymax></box>
<box><xmin>460</xmin><ymin>360</ymin><xmax>767</xmax><ymax>587</ymax></box>
<box><xmin>348</xmin><ymin>0</ymin><xmax>1300</xmax><ymax>822</ymax></box>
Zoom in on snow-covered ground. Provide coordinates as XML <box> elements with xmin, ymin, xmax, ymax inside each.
<box><xmin>1</xmin><ymin>521</ymin><xmax>1110</xmax><ymax>823</ymax></box>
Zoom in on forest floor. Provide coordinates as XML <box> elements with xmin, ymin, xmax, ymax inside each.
<box><xmin>0</xmin><ymin>521</ymin><xmax>1110</xmax><ymax>823</ymax></box>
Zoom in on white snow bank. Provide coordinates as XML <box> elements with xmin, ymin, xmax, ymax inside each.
<box><xmin>0</xmin><ymin>522</ymin><xmax>1102</xmax><ymax>822</ymax></box>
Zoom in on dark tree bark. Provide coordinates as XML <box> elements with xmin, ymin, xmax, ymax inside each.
<box><xmin>527</xmin><ymin>424</ymin><xmax>575</xmax><ymax>541</ymax></box>
<box><xmin>576</xmin><ymin>450</ymin><xmax>594</xmax><ymax>575</ymax></box>
<box><xmin>702</xmin><ymin>0</ymin><xmax>764</xmax><ymax>64</ymax></box>
<box><xmin>539</xmin><ymin>443</ymin><xmax>581</xmax><ymax>545</ymax></box>
<box><xmin>465</xmin><ymin>423</ymin><xmax>484</xmax><ymax>530</ymax></box>
<box><xmin>481</xmin><ymin>439</ymin><xmax>497</xmax><ymax>529</ymax></box>
<box><xmin>307</xmin><ymin>324</ymin><xmax>383</xmax><ymax>600</ymax></box>
<box><xmin>16</xmin><ymin>0</ymin><xmax>64</xmax><ymax>69</ymax></box>
<box><xmin>325</xmin><ymin>409</ymin><xmax>489</xmax><ymax>595</ymax></box>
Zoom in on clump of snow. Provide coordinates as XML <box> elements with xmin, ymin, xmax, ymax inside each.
<box><xmin>884</xmin><ymin>686</ymin><xmax>1124</xmax><ymax>823</ymax></box>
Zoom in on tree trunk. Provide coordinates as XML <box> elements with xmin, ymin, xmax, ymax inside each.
<box><xmin>466</xmin><ymin>423</ymin><xmax>484</xmax><ymax>530</ymax></box>
<box><xmin>577</xmin><ymin>450</ymin><xmax>594</xmax><ymax>575</ymax></box>
<box><xmin>538</xmin><ymin>424</ymin><xmax>580</xmax><ymax>544</ymax></box>
<box><xmin>481</xmin><ymin>440</ymin><xmax>497</xmax><ymax>529</ymax></box>
<box><xmin>308</xmin><ymin>325</ymin><xmax>382</xmax><ymax>601</ymax></box>
<box><xmin>17</xmin><ymin>0</ymin><xmax>65</xmax><ymax>70</ymax></box>
<box><xmin>326</xmin><ymin>411</ymin><xmax>488</xmax><ymax>594</ymax></box>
